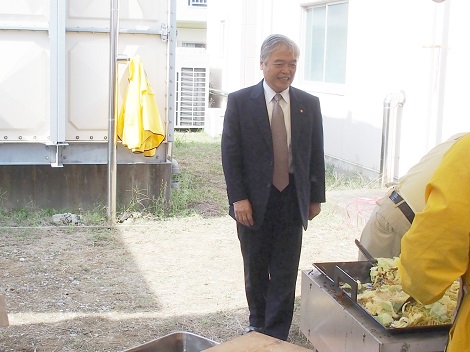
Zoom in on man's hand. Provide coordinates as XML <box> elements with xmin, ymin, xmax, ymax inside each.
<box><xmin>308</xmin><ymin>202</ymin><xmax>321</xmax><ymax>220</ymax></box>
<box><xmin>234</xmin><ymin>199</ymin><xmax>254</xmax><ymax>227</ymax></box>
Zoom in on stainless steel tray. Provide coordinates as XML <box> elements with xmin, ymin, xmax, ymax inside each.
<box><xmin>122</xmin><ymin>331</ymin><xmax>218</xmax><ymax>352</ymax></box>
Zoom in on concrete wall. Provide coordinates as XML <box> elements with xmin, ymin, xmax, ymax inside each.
<box><xmin>0</xmin><ymin>164</ymin><xmax>171</xmax><ymax>211</ymax></box>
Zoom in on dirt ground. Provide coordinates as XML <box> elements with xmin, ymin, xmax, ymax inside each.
<box><xmin>0</xmin><ymin>197</ymin><xmax>365</xmax><ymax>351</ymax></box>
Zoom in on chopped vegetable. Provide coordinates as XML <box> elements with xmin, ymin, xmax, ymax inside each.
<box><xmin>356</xmin><ymin>257</ymin><xmax>459</xmax><ymax>328</ymax></box>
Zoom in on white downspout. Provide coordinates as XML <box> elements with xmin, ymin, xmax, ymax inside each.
<box><xmin>380</xmin><ymin>91</ymin><xmax>406</xmax><ymax>187</ymax></box>
<box><xmin>428</xmin><ymin>0</ymin><xmax>450</xmax><ymax>146</ymax></box>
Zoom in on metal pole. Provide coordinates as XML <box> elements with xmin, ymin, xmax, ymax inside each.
<box><xmin>167</xmin><ymin>0</ymin><xmax>177</xmax><ymax>144</ymax></box>
<box><xmin>166</xmin><ymin>0</ymin><xmax>178</xmax><ymax>202</ymax></box>
<box><xmin>393</xmin><ymin>90</ymin><xmax>406</xmax><ymax>179</ymax></box>
<box><xmin>380</xmin><ymin>94</ymin><xmax>393</xmax><ymax>187</ymax></box>
<box><xmin>380</xmin><ymin>91</ymin><xmax>406</xmax><ymax>187</ymax></box>
<box><xmin>107</xmin><ymin>0</ymin><xmax>119</xmax><ymax>224</ymax></box>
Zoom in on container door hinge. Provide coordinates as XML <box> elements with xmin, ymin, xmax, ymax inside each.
<box><xmin>161</xmin><ymin>23</ymin><xmax>168</xmax><ymax>42</ymax></box>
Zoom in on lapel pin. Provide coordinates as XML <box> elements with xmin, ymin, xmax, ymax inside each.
<box><xmin>300</xmin><ymin>109</ymin><xmax>304</xmax><ymax>113</ymax></box>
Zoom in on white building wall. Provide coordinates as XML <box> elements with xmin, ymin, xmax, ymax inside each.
<box><xmin>177</xmin><ymin>28</ymin><xmax>206</xmax><ymax>46</ymax></box>
<box><xmin>208</xmin><ymin>0</ymin><xmax>470</xmax><ymax>181</ymax></box>
<box><xmin>176</xmin><ymin>0</ymin><xmax>207</xmax><ymax>22</ymax></box>
<box><xmin>442</xmin><ymin>1</ymin><xmax>470</xmax><ymax>137</ymax></box>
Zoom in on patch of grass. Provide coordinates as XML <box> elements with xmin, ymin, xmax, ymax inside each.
<box><xmin>89</xmin><ymin>228</ymin><xmax>117</xmax><ymax>246</ymax></box>
<box><xmin>325</xmin><ymin>164</ymin><xmax>379</xmax><ymax>191</ymax></box>
<box><xmin>0</xmin><ymin>207</ymin><xmax>57</xmax><ymax>227</ymax></box>
<box><xmin>0</xmin><ymin>204</ymin><xmax>109</xmax><ymax>228</ymax></box>
<box><xmin>80</xmin><ymin>206</ymin><xmax>108</xmax><ymax>225</ymax></box>
<box><xmin>169</xmin><ymin>130</ymin><xmax>227</xmax><ymax>217</ymax></box>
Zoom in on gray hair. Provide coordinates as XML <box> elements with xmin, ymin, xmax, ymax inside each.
<box><xmin>260</xmin><ymin>34</ymin><xmax>300</xmax><ymax>62</ymax></box>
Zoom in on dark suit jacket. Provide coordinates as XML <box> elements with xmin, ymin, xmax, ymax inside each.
<box><xmin>221</xmin><ymin>80</ymin><xmax>326</xmax><ymax>230</ymax></box>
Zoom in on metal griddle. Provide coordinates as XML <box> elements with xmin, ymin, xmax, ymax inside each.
<box><xmin>312</xmin><ymin>261</ymin><xmax>452</xmax><ymax>334</ymax></box>
<box><xmin>300</xmin><ymin>269</ymin><xmax>449</xmax><ymax>352</ymax></box>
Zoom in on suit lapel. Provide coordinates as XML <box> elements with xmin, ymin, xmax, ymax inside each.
<box><xmin>289</xmin><ymin>87</ymin><xmax>305</xmax><ymax>150</ymax></box>
<box><xmin>250</xmin><ymin>81</ymin><xmax>272</xmax><ymax>148</ymax></box>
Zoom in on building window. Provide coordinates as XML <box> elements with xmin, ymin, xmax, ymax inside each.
<box><xmin>304</xmin><ymin>1</ymin><xmax>349</xmax><ymax>84</ymax></box>
<box><xmin>182</xmin><ymin>42</ymin><xmax>206</xmax><ymax>49</ymax></box>
<box><xmin>188</xmin><ymin>0</ymin><xmax>207</xmax><ymax>7</ymax></box>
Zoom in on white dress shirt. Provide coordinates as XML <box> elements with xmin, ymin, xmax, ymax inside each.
<box><xmin>263</xmin><ymin>80</ymin><xmax>293</xmax><ymax>172</ymax></box>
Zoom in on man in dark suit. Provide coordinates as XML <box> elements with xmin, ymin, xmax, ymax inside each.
<box><xmin>221</xmin><ymin>34</ymin><xmax>325</xmax><ymax>340</ymax></box>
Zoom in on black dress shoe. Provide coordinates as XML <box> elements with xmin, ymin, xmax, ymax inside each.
<box><xmin>242</xmin><ymin>326</ymin><xmax>264</xmax><ymax>335</ymax></box>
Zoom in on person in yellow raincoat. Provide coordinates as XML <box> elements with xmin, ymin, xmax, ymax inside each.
<box><xmin>398</xmin><ymin>132</ymin><xmax>470</xmax><ymax>352</ymax></box>
<box><xmin>117</xmin><ymin>55</ymin><xmax>165</xmax><ymax>157</ymax></box>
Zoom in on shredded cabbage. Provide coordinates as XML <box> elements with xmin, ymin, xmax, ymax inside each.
<box><xmin>356</xmin><ymin>257</ymin><xmax>459</xmax><ymax>328</ymax></box>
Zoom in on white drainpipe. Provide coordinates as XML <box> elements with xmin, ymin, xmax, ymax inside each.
<box><xmin>380</xmin><ymin>91</ymin><xmax>406</xmax><ymax>187</ymax></box>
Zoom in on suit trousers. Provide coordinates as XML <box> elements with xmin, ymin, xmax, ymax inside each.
<box><xmin>237</xmin><ymin>176</ymin><xmax>303</xmax><ymax>340</ymax></box>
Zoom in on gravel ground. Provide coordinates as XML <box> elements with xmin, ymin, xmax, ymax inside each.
<box><xmin>0</xmin><ymin>192</ymin><xmax>371</xmax><ymax>351</ymax></box>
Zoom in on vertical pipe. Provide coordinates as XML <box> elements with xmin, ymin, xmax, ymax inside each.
<box><xmin>431</xmin><ymin>0</ymin><xmax>451</xmax><ymax>146</ymax></box>
<box><xmin>167</xmin><ymin>0</ymin><xmax>177</xmax><ymax>144</ymax></box>
<box><xmin>380</xmin><ymin>92</ymin><xmax>406</xmax><ymax>187</ymax></box>
<box><xmin>166</xmin><ymin>0</ymin><xmax>178</xmax><ymax>202</ymax></box>
<box><xmin>380</xmin><ymin>94</ymin><xmax>393</xmax><ymax>187</ymax></box>
<box><xmin>107</xmin><ymin>0</ymin><xmax>119</xmax><ymax>224</ymax></box>
<box><xmin>392</xmin><ymin>91</ymin><xmax>406</xmax><ymax>179</ymax></box>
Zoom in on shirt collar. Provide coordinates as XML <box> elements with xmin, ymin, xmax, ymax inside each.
<box><xmin>263</xmin><ymin>80</ymin><xmax>290</xmax><ymax>103</ymax></box>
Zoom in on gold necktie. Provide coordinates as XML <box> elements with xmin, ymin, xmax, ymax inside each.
<box><xmin>271</xmin><ymin>94</ymin><xmax>289</xmax><ymax>191</ymax></box>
